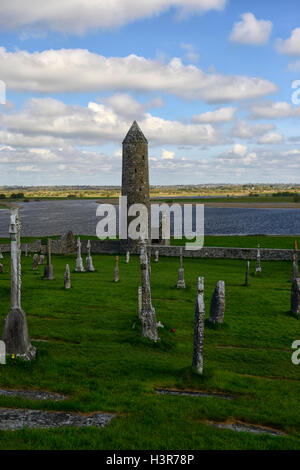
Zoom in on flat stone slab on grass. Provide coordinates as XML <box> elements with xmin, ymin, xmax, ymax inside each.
<box><xmin>0</xmin><ymin>389</ymin><xmax>67</xmax><ymax>401</ymax></box>
<box><xmin>156</xmin><ymin>389</ymin><xmax>233</xmax><ymax>400</ymax></box>
<box><xmin>0</xmin><ymin>408</ymin><xmax>115</xmax><ymax>431</ymax></box>
<box><xmin>207</xmin><ymin>420</ymin><xmax>284</xmax><ymax>436</ymax></box>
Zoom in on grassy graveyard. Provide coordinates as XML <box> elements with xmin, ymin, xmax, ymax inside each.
<box><xmin>0</xmin><ymin>249</ymin><xmax>300</xmax><ymax>449</ymax></box>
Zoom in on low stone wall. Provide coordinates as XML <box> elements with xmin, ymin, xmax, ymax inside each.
<box><xmin>0</xmin><ymin>239</ymin><xmax>298</xmax><ymax>261</ymax></box>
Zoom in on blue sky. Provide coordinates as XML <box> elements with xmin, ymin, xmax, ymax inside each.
<box><xmin>0</xmin><ymin>0</ymin><xmax>300</xmax><ymax>185</ymax></box>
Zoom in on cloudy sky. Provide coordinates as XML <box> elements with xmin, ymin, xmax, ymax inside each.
<box><xmin>0</xmin><ymin>0</ymin><xmax>300</xmax><ymax>185</ymax></box>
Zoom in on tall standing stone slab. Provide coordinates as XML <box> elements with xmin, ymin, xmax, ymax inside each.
<box><xmin>209</xmin><ymin>281</ymin><xmax>226</xmax><ymax>324</ymax></box>
<box><xmin>245</xmin><ymin>261</ymin><xmax>250</xmax><ymax>286</ymax></box>
<box><xmin>114</xmin><ymin>256</ymin><xmax>120</xmax><ymax>282</ymax></box>
<box><xmin>24</xmin><ymin>244</ymin><xmax>28</xmax><ymax>257</ymax></box>
<box><xmin>122</xmin><ymin>121</ymin><xmax>151</xmax><ymax>251</ymax></box>
<box><xmin>255</xmin><ymin>244</ymin><xmax>262</xmax><ymax>276</ymax></box>
<box><xmin>85</xmin><ymin>240</ymin><xmax>95</xmax><ymax>272</ymax></box>
<box><xmin>75</xmin><ymin>237</ymin><xmax>85</xmax><ymax>272</ymax></box>
<box><xmin>43</xmin><ymin>239</ymin><xmax>55</xmax><ymax>280</ymax></box>
<box><xmin>64</xmin><ymin>264</ymin><xmax>71</xmax><ymax>290</ymax></box>
<box><xmin>125</xmin><ymin>251</ymin><xmax>130</xmax><ymax>264</ymax></box>
<box><xmin>139</xmin><ymin>244</ymin><xmax>158</xmax><ymax>341</ymax></box>
<box><xmin>154</xmin><ymin>250</ymin><xmax>159</xmax><ymax>263</ymax></box>
<box><xmin>291</xmin><ymin>278</ymin><xmax>300</xmax><ymax>315</ymax></box>
<box><xmin>192</xmin><ymin>277</ymin><xmax>205</xmax><ymax>374</ymax></box>
<box><xmin>177</xmin><ymin>248</ymin><xmax>186</xmax><ymax>289</ymax></box>
<box><xmin>0</xmin><ymin>247</ymin><xmax>3</xmax><ymax>259</ymax></box>
<box><xmin>2</xmin><ymin>208</ymin><xmax>36</xmax><ymax>360</ymax></box>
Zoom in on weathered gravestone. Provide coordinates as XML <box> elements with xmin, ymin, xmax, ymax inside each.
<box><xmin>59</xmin><ymin>231</ymin><xmax>76</xmax><ymax>255</ymax></box>
<box><xmin>43</xmin><ymin>239</ymin><xmax>55</xmax><ymax>280</ymax></box>
<box><xmin>192</xmin><ymin>277</ymin><xmax>205</xmax><ymax>374</ymax></box>
<box><xmin>114</xmin><ymin>256</ymin><xmax>120</xmax><ymax>282</ymax></box>
<box><xmin>154</xmin><ymin>250</ymin><xmax>159</xmax><ymax>263</ymax></box>
<box><xmin>38</xmin><ymin>254</ymin><xmax>45</xmax><ymax>265</ymax></box>
<box><xmin>24</xmin><ymin>244</ymin><xmax>28</xmax><ymax>257</ymax></box>
<box><xmin>245</xmin><ymin>261</ymin><xmax>250</xmax><ymax>286</ymax></box>
<box><xmin>75</xmin><ymin>237</ymin><xmax>85</xmax><ymax>272</ymax></box>
<box><xmin>2</xmin><ymin>208</ymin><xmax>36</xmax><ymax>360</ymax></box>
<box><xmin>291</xmin><ymin>278</ymin><xmax>300</xmax><ymax>315</ymax></box>
<box><xmin>125</xmin><ymin>251</ymin><xmax>130</xmax><ymax>264</ymax></box>
<box><xmin>0</xmin><ymin>247</ymin><xmax>3</xmax><ymax>259</ymax></box>
<box><xmin>64</xmin><ymin>264</ymin><xmax>71</xmax><ymax>290</ymax></box>
<box><xmin>209</xmin><ymin>281</ymin><xmax>226</xmax><ymax>324</ymax></box>
<box><xmin>255</xmin><ymin>244</ymin><xmax>262</xmax><ymax>276</ymax></box>
<box><xmin>177</xmin><ymin>248</ymin><xmax>186</xmax><ymax>289</ymax></box>
<box><xmin>85</xmin><ymin>240</ymin><xmax>95</xmax><ymax>272</ymax></box>
<box><xmin>32</xmin><ymin>254</ymin><xmax>39</xmax><ymax>271</ymax></box>
<box><xmin>291</xmin><ymin>254</ymin><xmax>299</xmax><ymax>282</ymax></box>
<box><xmin>139</xmin><ymin>242</ymin><xmax>158</xmax><ymax>341</ymax></box>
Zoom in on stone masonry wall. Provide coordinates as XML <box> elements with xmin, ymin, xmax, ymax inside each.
<box><xmin>1</xmin><ymin>239</ymin><xmax>298</xmax><ymax>261</ymax></box>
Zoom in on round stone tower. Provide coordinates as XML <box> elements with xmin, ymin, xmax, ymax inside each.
<box><xmin>122</xmin><ymin>121</ymin><xmax>151</xmax><ymax>251</ymax></box>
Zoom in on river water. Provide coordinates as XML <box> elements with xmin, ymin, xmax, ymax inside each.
<box><xmin>0</xmin><ymin>200</ymin><xmax>299</xmax><ymax>237</ymax></box>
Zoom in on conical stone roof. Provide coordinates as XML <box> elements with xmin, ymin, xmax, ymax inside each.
<box><xmin>123</xmin><ymin>121</ymin><xmax>148</xmax><ymax>144</ymax></box>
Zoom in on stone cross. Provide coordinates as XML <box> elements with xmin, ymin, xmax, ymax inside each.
<box><xmin>154</xmin><ymin>250</ymin><xmax>159</xmax><ymax>263</ymax></box>
<box><xmin>177</xmin><ymin>247</ymin><xmax>186</xmax><ymax>289</ymax></box>
<box><xmin>126</xmin><ymin>251</ymin><xmax>130</xmax><ymax>263</ymax></box>
<box><xmin>114</xmin><ymin>256</ymin><xmax>120</xmax><ymax>282</ymax></box>
<box><xmin>192</xmin><ymin>277</ymin><xmax>205</xmax><ymax>374</ymax></box>
<box><xmin>2</xmin><ymin>208</ymin><xmax>36</xmax><ymax>360</ymax></box>
<box><xmin>85</xmin><ymin>240</ymin><xmax>95</xmax><ymax>272</ymax></box>
<box><xmin>255</xmin><ymin>244</ymin><xmax>262</xmax><ymax>276</ymax></box>
<box><xmin>209</xmin><ymin>281</ymin><xmax>226</xmax><ymax>324</ymax></box>
<box><xmin>32</xmin><ymin>253</ymin><xmax>39</xmax><ymax>271</ymax></box>
<box><xmin>245</xmin><ymin>261</ymin><xmax>250</xmax><ymax>286</ymax></box>
<box><xmin>291</xmin><ymin>278</ymin><xmax>300</xmax><ymax>315</ymax></box>
<box><xmin>139</xmin><ymin>243</ymin><xmax>158</xmax><ymax>341</ymax></box>
<box><xmin>138</xmin><ymin>286</ymin><xmax>143</xmax><ymax>319</ymax></box>
<box><xmin>43</xmin><ymin>238</ymin><xmax>55</xmax><ymax>280</ymax></box>
<box><xmin>0</xmin><ymin>247</ymin><xmax>3</xmax><ymax>259</ymax></box>
<box><xmin>75</xmin><ymin>237</ymin><xmax>85</xmax><ymax>272</ymax></box>
<box><xmin>64</xmin><ymin>264</ymin><xmax>71</xmax><ymax>290</ymax></box>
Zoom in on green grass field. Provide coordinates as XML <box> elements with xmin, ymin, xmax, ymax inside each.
<box><xmin>0</xmin><ymin>251</ymin><xmax>300</xmax><ymax>449</ymax></box>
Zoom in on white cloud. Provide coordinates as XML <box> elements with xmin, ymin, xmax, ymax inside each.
<box><xmin>0</xmin><ymin>97</ymin><xmax>223</xmax><ymax>147</ymax></box>
<box><xmin>231</xmin><ymin>120</ymin><xmax>275</xmax><ymax>139</ymax></box>
<box><xmin>258</xmin><ymin>132</ymin><xmax>284</xmax><ymax>144</ymax></box>
<box><xmin>192</xmin><ymin>107</ymin><xmax>236</xmax><ymax>123</ymax></box>
<box><xmin>161</xmin><ymin>149</ymin><xmax>175</xmax><ymax>159</ymax></box>
<box><xmin>0</xmin><ymin>48</ymin><xmax>278</xmax><ymax>103</ymax></box>
<box><xmin>0</xmin><ymin>0</ymin><xmax>227</xmax><ymax>34</ymax></box>
<box><xmin>250</xmin><ymin>101</ymin><xmax>300</xmax><ymax>119</ymax></box>
<box><xmin>276</xmin><ymin>28</ymin><xmax>300</xmax><ymax>56</ymax></box>
<box><xmin>232</xmin><ymin>144</ymin><xmax>248</xmax><ymax>157</ymax></box>
<box><xmin>230</xmin><ymin>13</ymin><xmax>272</xmax><ymax>46</ymax></box>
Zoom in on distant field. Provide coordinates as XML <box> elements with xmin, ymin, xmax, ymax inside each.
<box><xmin>154</xmin><ymin>196</ymin><xmax>300</xmax><ymax>205</ymax></box>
